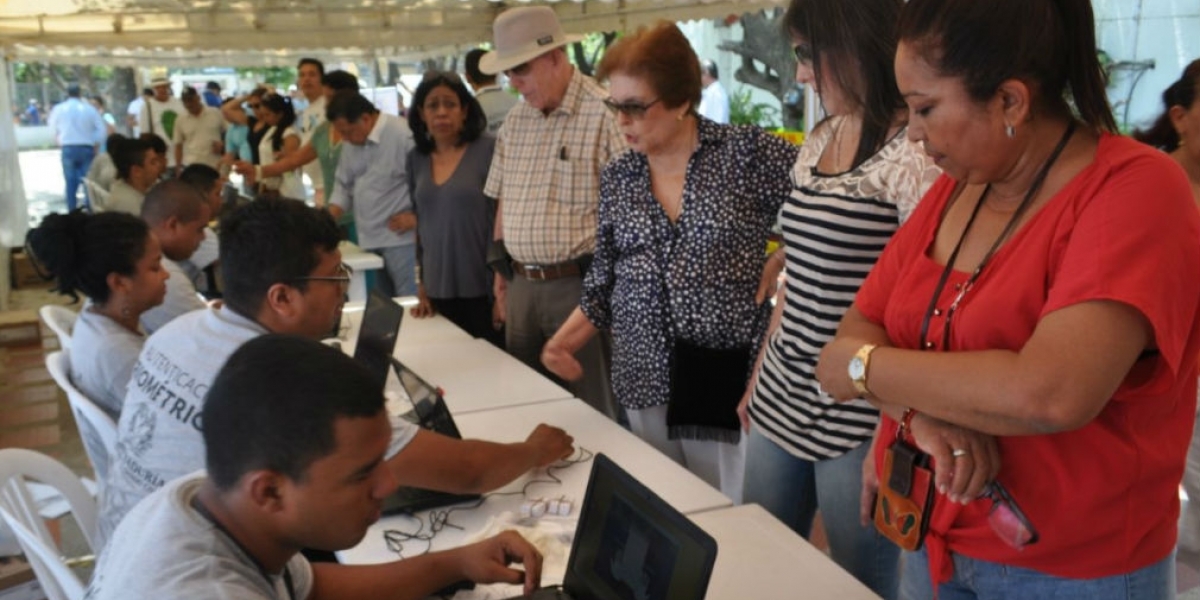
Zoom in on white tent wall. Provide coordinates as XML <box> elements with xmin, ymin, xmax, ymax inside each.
<box><xmin>0</xmin><ymin>58</ymin><xmax>28</xmax><ymax>250</ymax></box>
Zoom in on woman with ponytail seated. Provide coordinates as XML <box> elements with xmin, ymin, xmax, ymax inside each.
<box><xmin>27</xmin><ymin>211</ymin><xmax>169</xmax><ymax>419</ymax></box>
<box><xmin>1136</xmin><ymin>60</ymin><xmax>1200</xmax><ymax>198</ymax></box>
<box><xmin>814</xmin><ymin>0</ymin><xmax>1200</xmax><ymax>598</ymax></box>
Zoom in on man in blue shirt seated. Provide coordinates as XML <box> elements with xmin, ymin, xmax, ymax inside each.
<box><xmin>87</xmin><ymin>334</ymin><xmax>546</xmax><ymax>599</ymax></box>
<box><xmin>97</xmin><ymin>198</ymin><xmax>574</xmax><ymax>547</ymax></box>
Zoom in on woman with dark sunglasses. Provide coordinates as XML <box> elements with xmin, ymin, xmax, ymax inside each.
<box><xmin>816</xmin><ymin>0</ymin><xmax>1200</xmax><ymax>598</ymax></box>
<box><xmin>735</xmin><ymin>1</ymin><xmax>940</xmax><ymax>598</ymax></box>
<box><xmin>541</xmin><ymin>21</ymin><xmax>798</xmax><ymax>503</ymax></box>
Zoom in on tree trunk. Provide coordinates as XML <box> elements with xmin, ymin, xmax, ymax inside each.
<box><xmin>109</xmin><ymin>67</ymin><xmax>137</xmax><ymax>136</ymax></box>
<box><xmin>718</xmin><ymin>9</ymin><xmax>803</xmax><ymax>130</ymax></box>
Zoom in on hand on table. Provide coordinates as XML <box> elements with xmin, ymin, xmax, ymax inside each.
<box><xmin>525</xmin><ymin>424</ymin><xmax>575</xmax><ymax>467</ymax></box>
<box><xmin>908</xmin><ymin>412</ymin><xmax>1000</xmax><ymax>505</ymax></box>
<box><xmin>411</xmin><ymin>284</ymin><xmax>435</xmax><ymax>318</ymax></box>
<box><xmin>455</xmin><ymin>530</ymin><xmax>544</xmax><ymax>596</ymax></box>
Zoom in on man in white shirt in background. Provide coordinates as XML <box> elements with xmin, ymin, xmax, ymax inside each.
<box><xmin>464</xmin><ymin>48</ymin><xmax>518</xmax><ymax>134</ymax></box>
<box><xmin>48</xmin><ymin>83</ymin><xmax>107</xmax><ymax>211</ymax></box>
<box><xmin>139</xmin><ymin>179</ymin><xmax>212</xmax><ymax>334</ymax></box>
<box><xmin>126</xmin><ymin>88</ymin><xmax>151</xmax><ymax>137</ymax></box>
<box><xmin>139</xmin><ymin>77</ymin><xmax>185</xmax><ymax>170</ymax></box>
<box><xmin>698</xmin><ymin>59</ymin><xmax>730</xmax><ymax>124</ymax></box>
<box><xmin>297</xmin><ymin>58</ymin><xmax>328</xmax><ymax>205</ymax></box>
<box><xmin>172</xmin><ymin>87</ymin><xmax>225</xmax><ymax>172</ymax></box>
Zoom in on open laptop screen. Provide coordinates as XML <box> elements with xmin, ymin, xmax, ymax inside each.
<box><xmin>563</xmin><ymin>454</ymin><xmax>717</xmax><ymax>600</ymax></box>
<box><xmin>353</xmin><ymin>290</ymin><xmax>404</xmax><ymax>387</ymax></box>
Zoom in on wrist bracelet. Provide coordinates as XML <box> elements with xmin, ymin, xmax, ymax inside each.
<box><xmin>897</xmin><ymin>408</ymin><xmax>917</xmax><ymax>439</ymax></box>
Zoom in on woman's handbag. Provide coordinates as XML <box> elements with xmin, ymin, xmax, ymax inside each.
<box><xmin>874</xmin><ymin>437</ymin><xmax>935</xmax><ymax>551</ymax></box>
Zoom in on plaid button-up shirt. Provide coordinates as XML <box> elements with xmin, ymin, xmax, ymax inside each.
<box><xmin>484</xmin><ymin>69</ymin><xmax>625</xmax><ymax>264</ymax></box>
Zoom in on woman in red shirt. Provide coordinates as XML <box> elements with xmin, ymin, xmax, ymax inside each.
<box><xmin>816</xmin><ymin>0</ymin><xmax>1200</xmax><ymax>598</ymax></box>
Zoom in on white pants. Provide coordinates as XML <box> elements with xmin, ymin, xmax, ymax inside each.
<box><xmin>627</xmin><ymin>404</ymin><xmax>746</xmax><ymax>503</ymax></box>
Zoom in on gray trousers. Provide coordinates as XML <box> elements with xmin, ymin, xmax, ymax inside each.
<box><xmin>506</xmin><ymin>272</ymin><xmax>617</xmax><ymax>421</ymax></box>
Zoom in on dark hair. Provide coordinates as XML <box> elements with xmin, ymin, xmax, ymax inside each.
<box><xmin>181</xmin><ymin>87</ymin><xmax>200</xmax><ymax>102</ymax></box>
<box><xmin>206</xmin><ymin>81</ymin><xmax>221</xmax><ymax>92</ymax></box>
<box><xmin>204</xmin><ymin>334</ymin><xmax>384</xmax><ymax>490</ymax></box>
<box><xmin>90</xmin><ymin>95</ymin><xmax>106</xmax><ymax>108</ymax></box>
<box><xmin>67</xmin><ymin>84</ymin><xmax>82</xmax><ymax>98</ymax></box>
<box><xmin>259</xmin><ymin>93</ymin><xmax>297</xmax><ymax>152</ymax></box>
<box><xmin>104</xmin><ymin>132</ymin><xmax>125</xmax><ymax>152</ymax></box>
<box><xmin>786</xmin><ymin>0</ymin><xmax>906</xmax><ymax>169</ymax></box>
<box><xmin>141</xmin><ymin>179</ymin><xmax>207</xmax><ymax>226</ymax></box>
<box><xmin>322</xmin><ymin>70</ymin><xmax>359</xmax><ymax>93</ymax></box>
<box><xmin>112</xmin><ymin>137</ymin><xmax>153</xmax><ymax>180</ymax></box>
<box><xmin>25</xmin><ymin>211</ymin><xmax>149</xmax><ymax>304</ymax></box>
<box><xmin>297</xmin><ymin>58</ymin><xmax>326</xmax><ymax>76</ymax></box>
<box><xmin>408</xmin><ymin>72</ymin><xmax>487</xmax><ymax>154</ymax></box>
<box><xmin>217</xmin><ymin>198</ymin><xmax>341</xmax><ymax>319</ymax></box>
<box><xmin>138</xmin><ymin>132</ymin><xmax>167</xmax><ymax>156</ymax></box>
<box><xmin>179</xmin><ymin>163</ymin><xmax>221</xmax><ymax>196</ymax></box>
<box><xmin>142</xmin><ymin>88</ymin><xmax>154</xmax><ymax>97</ymax></box>
<box><xmin>1135</xmin><ymin>59</ymin><xmax>1200</xmax><ymax>152</ymax></box>
<box><xmin>701</xmin><ymin>59</ymin><xmax>718</xmax><ymax>80</ymax></box>
<box><xmin>899</xmin><ymin>0</ymin><xmax>1116</xmax><ymax>133</ymax></box>
<box><xmin>597</xmin><ymin>21</ymin><xmax>701</xmax><ymax>114</ymax></box>
<box><xmin>464</xmin><ymin>48</ymin><xmax>495</xmax><ymax>86</ymax></box>
<box><xmin>326</xmin><ymin>91</ymin><xmax>379</xmax><ymax>123</ymax></box>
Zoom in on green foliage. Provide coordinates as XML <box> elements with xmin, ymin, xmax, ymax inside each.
<box><xmin>234</xmin><ymin>67</ymin><xmax>296</xmax><ymax>87</ymax></box>
<box><xmin>729</xmin><ymin>87</ymin><xmax>780</xmax><ymax>129</ymax></box>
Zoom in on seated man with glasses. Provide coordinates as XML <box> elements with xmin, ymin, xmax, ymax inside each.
<box><xmin>98</xmin><ymin>199</ymin><xmax>575</xmax><ymax>548</ymax></box>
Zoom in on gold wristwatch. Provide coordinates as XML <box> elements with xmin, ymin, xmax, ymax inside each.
<box><xmin>848</xmin><ymin>344</ymin><xmax>878</xmax><ymax>397</ymax></box>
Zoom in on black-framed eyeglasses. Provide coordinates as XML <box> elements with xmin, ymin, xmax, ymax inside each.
<box><xmin>290</xmin><ymin>262</ymin><xmax>353</xmax><ymax>292</ymax></box>
<box><xmin>792</xmin><ymin>43</ymin><xmax>814</xmax><ymax>64</ymax></box>
<box><xmin>981</xmin><ymin>481</ymin><xmax>1039</xmax><ymax>549</ymax></box>
<box><xmin>603</xmin><ymin>97</ymin><xmax>661</xmax><ymax>119</ymax></box>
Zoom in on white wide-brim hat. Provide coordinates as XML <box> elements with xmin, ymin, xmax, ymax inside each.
<box><xmin>478</xmin><ymin>6</ymin><xmax>584</xmax><ymax>75</ymax></box>
<box><xmin>150</xmin><ymin>77</ymin><xmax>170</xmax><ymax>88</ymax></box>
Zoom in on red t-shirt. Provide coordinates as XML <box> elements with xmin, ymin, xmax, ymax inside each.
<box><xmin>857</xmin><ymin>134</ymin><xmax>1200</xmax><ymax>579</ymax></box>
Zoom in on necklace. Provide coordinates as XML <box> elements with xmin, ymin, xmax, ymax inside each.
<box><xmin>917</xmin><ymin>121</ymin><xmax>1077</xmax><ymax>351</ymax></box>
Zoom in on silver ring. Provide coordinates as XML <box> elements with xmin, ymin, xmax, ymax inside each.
<box><xmin>951</xmin><ymin>448</ymin><xmax>968</xmax><ymax>458</ymax></box>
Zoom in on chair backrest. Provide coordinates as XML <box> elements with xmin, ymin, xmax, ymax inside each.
<box><xmin>83</xmin><ymin>178</ymin><xmax>110</xmax><ymax>212</ymax></box>
<box><xmin>39</xmin><ymin>305</ymin><xmax>77</xmax><ymax>351</ymax></box>
<box><xmin>0</xmin><ymin>448</ymin><xmax>97</xmax><ymax>600</ymax></box>
<box><xmin>44</xmin><ymin>351</ymin><xmax>118</xmax><ymax>484</ymax></box>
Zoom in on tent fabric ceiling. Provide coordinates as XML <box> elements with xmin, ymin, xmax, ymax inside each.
<box><xmin>0</xmin><ymin>0</ymin><xmax>782</xmax><ymax>65</ymax></box>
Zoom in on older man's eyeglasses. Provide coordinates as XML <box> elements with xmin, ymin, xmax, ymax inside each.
<box><xmin>981</xmin><ymin>481</ymin><xmax>1039</xmax><ymax>549</ymax></box>
<box><xmin>290</xmin><ymin>262</ymin><xmax>353</xmax><ymax>293</ymax></box>
<box><xmin>603</xmin><ymin>97</ymin><xmax>661</xmax><ymax>119</ymax></box>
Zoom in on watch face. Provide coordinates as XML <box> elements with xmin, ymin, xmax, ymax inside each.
<box><xmin>849</xmin><ymin>356</ymin><xmax>866</xmax><ymax>381</ymax></box>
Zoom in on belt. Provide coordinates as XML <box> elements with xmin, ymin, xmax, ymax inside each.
<box><xmin>512</xmin><ymin>259</ymin><xmax>581</xmax><ymax>281</ymax></box>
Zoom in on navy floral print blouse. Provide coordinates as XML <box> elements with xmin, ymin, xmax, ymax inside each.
<box><xmin>580</xmin><ymin>117</ymin><xmax>799</xmax><ymax>410</ymax></box>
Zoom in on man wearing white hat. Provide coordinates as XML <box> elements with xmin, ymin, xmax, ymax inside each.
<box><xmin>139</xmin><ymin>77</ymin><xmax>185</xmax><ymax>170</ymax></box>
<box><xmin>480</xmin><ymin>6</ymin><xmax>623</xmax><ymax>421</ymax></box>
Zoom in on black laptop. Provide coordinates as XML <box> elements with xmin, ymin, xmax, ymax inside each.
<box><xmin>352</xmin><ymin>291</ymin><xmax>481</xmax><ymax>514</ymax></box>
<box><xmin>508</xmin><ymin>454</ymin><xmax>719</xmax><ymax>600</ymax></box>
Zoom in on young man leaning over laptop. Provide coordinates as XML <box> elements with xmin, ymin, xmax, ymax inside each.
<box><xmin>86</xmin><ymin>335</ymin><xmax>547</xmax><ymax>599</ymax></box>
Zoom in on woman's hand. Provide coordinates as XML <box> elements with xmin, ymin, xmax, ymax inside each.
<box><xmin>755</xmin><ymin>249</ymin><xmax>786</xmax><ymax>305</ymax></box>
<box><xmin>542</xmin><ymin>337</ymin><xmax>583</xmax><ymax>382</ymax></box>
<box><xmin>736</xmin><ymin>386</ymin><xmax>754</xmax><ymax>433</ymax></box>
<box><xmin>908</xmin><ymin>412</ymin><xmax>1001</xmax><ymax>504</ymax></box>
<box><xmin>387</xmin><ymin>212</ymin><xmax>417</xmax><ymax>233</ymax></box>
<box><xmin>816</xmin><ymin>336</ymin><xmax>870</xmax><ymax>402</ymax></box>
<box><xmin>411</xmin><ymin>284</ymin><xmax>435</xmax><ymax>318</ymax></box>
<box><xmin>860</xmin><ymin>436</ymin><xmax>880</xmax><ymax>526</ymax></box>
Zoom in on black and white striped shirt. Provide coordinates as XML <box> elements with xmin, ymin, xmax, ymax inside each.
<box><xmin>748</xmin><ymin>116</ymin><xmax>940</xmax><ymax>460</ymax></box>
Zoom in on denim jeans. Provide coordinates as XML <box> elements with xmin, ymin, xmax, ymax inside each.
<box><xmin>901</xmin><ymin>546</ymin><xmax>1176</xmax><ymax>600</ymax></box>
<box><xmin>62</xmin><ymin>145</ymin><xmax>95</xmax><ymax>211</ymax></box>
<box><xmin>372</xmin><ymin>244</ymin><xmax>417</xmax><ymax>298</ymax></box>
<box><xmin>743</xmin><ymin>427</ymin><xmax>900</xmax><ymax>599</ymax></box>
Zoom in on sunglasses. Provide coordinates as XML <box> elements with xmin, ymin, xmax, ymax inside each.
<box><xmin>981</xmin><ymin>481</ymin><xmax>1039</xmax><ymax>549</ymax></box>
<box><xmin>603</xmin><ymin>97</ymin><xmax>661</xmax><ymax>119</ymax></box>
<box><xmin>793</xmin><ymin>43</ymin><xmax>814</xmax><ymax>64</ymax></box>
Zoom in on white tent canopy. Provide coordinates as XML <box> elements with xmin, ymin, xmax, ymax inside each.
<box><xmin>0</xmin><ymin>0</ymin><xmax>782</xmax><ymax>65</ymax></box>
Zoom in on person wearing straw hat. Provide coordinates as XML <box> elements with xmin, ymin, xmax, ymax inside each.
<box><xmin>479</xmin><ymin>6</ymin><xmax>625</xmax><ymax>421</ymax></box>
<box><xmin>139</xmin><ymin>77</ymin><xmax>185</xmax><ymax>170</ymax></box>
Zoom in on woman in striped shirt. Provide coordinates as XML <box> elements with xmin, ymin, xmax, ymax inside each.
<box><xmin>736</xmin><ymin>0</ymin><xmax>938</xmax><ymax>597</ymax></box>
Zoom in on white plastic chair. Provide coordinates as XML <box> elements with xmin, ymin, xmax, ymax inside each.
<box><xmin>45</xmin><ymin>351</ymin><xmax>118</xmax><ymax>483</ymax></box>
<box><xmin>0</xmin><ymin>448</ymin><xmax>97</xmax><ymax>600</ymax></box>
<box><xmin>39</xmin><ymin>305</ymin><xmax>77</xmax><ymax>351</ymax></box>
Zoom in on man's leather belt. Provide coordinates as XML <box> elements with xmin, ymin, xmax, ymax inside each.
<box><xmin>512</xmin><ymin>259</ymin><xmax>581</xmax><ymax>281</ymax></box>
